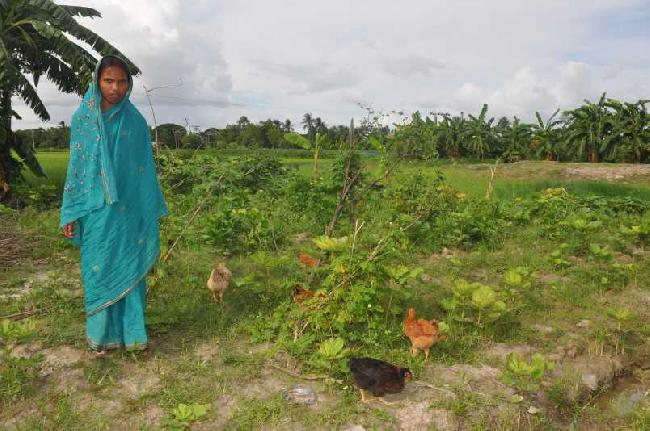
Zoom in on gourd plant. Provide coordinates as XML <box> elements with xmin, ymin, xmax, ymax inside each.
<box><xmin>441</xmin><ymin>279</ymin><xmax>507</xmax><ymax>328</ymax></box>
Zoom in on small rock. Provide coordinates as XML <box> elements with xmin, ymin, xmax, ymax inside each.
<box><xmin>343</xmin><ymin>426</ymin><xmax>367</xmax><ymax>431</ymax></box>
<box><xmin>582</xmin><ymin>374</ymin><xmax>599</xmax><ymax>391</ymax></box>
<box><xmin>576</xmin><ymin>320</ymin><xmax>591</xmax><ymax>328</ymax></box>
<box><xmin>610</xmin><ymin>389</ymin><xmax>647</xmax><ymax>418</ymax></box>
<box><xmin>284</xmin><ymin>385</ymin><xmax>318</xmax><ymax>405</ymax></box>
<box><xmin>396</xmin><ymin>401</ymin><xmax>434</xmax><ymax>430</ymax></box>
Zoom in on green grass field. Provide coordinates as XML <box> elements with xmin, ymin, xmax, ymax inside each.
<box><xmin>29</xmin><ymin>150</ymin><xmax>650</xmax><ymax>200</ymax></box>
<box><xmin>2</xmin><ymin>150</ymin><xmax>650</xmax><ymax>430</ymax></box>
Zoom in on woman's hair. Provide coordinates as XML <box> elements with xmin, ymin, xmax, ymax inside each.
<box><xmin>98</xmin><ymin>56</ymin><xmax>130</xmax><ymax>78</ymax></box>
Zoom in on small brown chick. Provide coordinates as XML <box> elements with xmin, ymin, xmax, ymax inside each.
<box><xmin>206</xmin><ymin>262</ymin><xmax>232</xmax><ymax>303</ymax></box>
<box><xmin>403</xmin><ymin>308</ymin><xmax>445</xmax><ymax>359</ymax></box>
<box><xmin>292</xmin><ymin>285</ymin><xmax>315</xmax><ymax>309</ymax></box>
<box><xmin>298</xmin><ymin>252</ymin><xmax>320</xmax><ymax>268</ymax></box>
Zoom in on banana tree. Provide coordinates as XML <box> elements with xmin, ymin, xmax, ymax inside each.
<box><xmin>0</xmin><ymin>0</ymin><xmax>139</xmax><ymax>191</ymax></box>
<box><xmin>391</xmin><ymin>112</ymin><xmax>438</xmax><ymax>160</ymax></box>
<box><xmin>465</xmin><ymin>104</ymin><xmax>495</xmax><ymax>159</ymax></box>
<box><xmin>436</xmin><ymin>114</ymin><xmax>465</xmax><ymax>159</ymax></box>
<box><xmin>284</xmin><ymin>131</ymin><xmax>327</xmax><ymax>177</ymax></box>
<box><xmin>497</xmin><ymin>116</ymin><xmax>531</xmax><ymax>162</ymax></box>
<box><xmin>532</xmin><ymin>109</ymin><xmax>562</xmax><ymax>161</ymax></box>
<box><xmin>564</xmin><ymin>93</ymin><xmax>616</xmax><ymax>163</ymax></box>
<box><xmin>606</xmin><ymin>99</ymin><xmax>650</xmax><ymax>162</ymax></box>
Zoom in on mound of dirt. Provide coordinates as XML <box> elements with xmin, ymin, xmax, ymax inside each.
<box><xmin>563</xmin><ymin>165</ymin><xmax>650</xmax><ymax>181</ymax></box>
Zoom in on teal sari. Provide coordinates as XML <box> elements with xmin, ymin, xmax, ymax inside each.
<box><xmin>60</xmin><ymin>57</ymin><xmax>167</xmax><ymax>351</ymax></box>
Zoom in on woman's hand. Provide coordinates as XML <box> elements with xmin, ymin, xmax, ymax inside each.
<box><xmin>62</xmin><ymin>223</ymin><xmax>75</xmax><ymax>238</ymax></box>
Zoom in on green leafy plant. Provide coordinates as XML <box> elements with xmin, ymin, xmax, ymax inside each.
<box><xmin>308</xmin><ymin>337</ymin><xmax>349</xmax><ymax>374</ymax></box>
<box><xmin>607</xmin><ymin>307</ymin><xmax>632</xmax><ymax>355</ymax></box>
<box><xmin>0</xmin><ymin>319</ymin><xmax>37</xmax><ymax>346</ymax></box>
<box><xmin>502</xmin><ymin>353</ymin><xmax>555</xmax><ymax>391</ymax></box>
<box><xmin>620</xmin><ymin>217</ymin><xmax>650</xmax><ymax>245</ymax></box>
<box><xmin>611</xmin><ymin>262</ymin><xmax>638</xmax><ymax>289</ymax></box>
<box><xmin>313</xmin><ymin>235</ymin><xmax>348</xmax><ymax>252</ymax></box>
<box><xmin>162</xmin><ymin>403</ymin><xmax>210</xmax><ymax>430</ymax></box>
<box><xmin>441</xmin><ymin>279</ymin><xmax>507</xmax><ymax>327</ymax></box>
<box><xmin>587</xmin><ymin>243</ymin><xmax>613</xmax><ymax>261</ymax></box>
<box><xmin>503</xmin><ymin>266</ymin><xmax>536</xmax><ymax>294</ymax></box>
<box><xmin>550</xmin><ymin>243</ymin><xmax>572</xmax><ymax>269</ymax></box>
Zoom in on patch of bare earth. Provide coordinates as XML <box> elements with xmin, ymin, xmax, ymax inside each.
<box><xmin>114</xmin><ymin>363</ymin><xmax>162</xmax><ymax>400</ymax></box>
<box><xmin>563</xmin><ymin>164</ymin><xmax>650</xmax><ymax>181</ymax></box>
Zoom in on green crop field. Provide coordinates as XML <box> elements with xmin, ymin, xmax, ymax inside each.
<box><xmin>2</xmin><ymin>150</ymin><xmax>650</xmax><ymax>430</ymax></box>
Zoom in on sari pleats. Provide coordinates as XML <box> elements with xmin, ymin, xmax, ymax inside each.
<box><xmin>87</xmin><ymin>277</ymin><xmax>148</xmax><ymax>351</ymax></box>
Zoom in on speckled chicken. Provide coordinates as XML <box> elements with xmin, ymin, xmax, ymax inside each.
<box><xmin>206</xmin><ymin>262</ymin><xmax>232</xmax><ymax>303</ymax></box>
<box><xmin>403</xmin><ymin>308</ymin><xmax>444</xmax><ymax>359</ymax></box>
<box><xmin>349</xmin><ymin>357</ymin><xmax>412</xmax><ymax>405</ymax></box>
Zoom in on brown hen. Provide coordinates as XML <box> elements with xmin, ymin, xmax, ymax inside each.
<box><xmin>403</xmin><ymin>308</ymin><xmax>444</xmax><ymax>359</ymax></box>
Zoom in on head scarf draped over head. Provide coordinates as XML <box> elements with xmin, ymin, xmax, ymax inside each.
<box><xmin>60</xmin><ymin>56</ymin><xmax>133</xmax><ymax>227</ymax></box>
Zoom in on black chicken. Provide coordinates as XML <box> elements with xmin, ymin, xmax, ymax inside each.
<box><xmin>349</xmin><ymin>357</ymin><xmax>412</xmax><ymax>404</ymax></box>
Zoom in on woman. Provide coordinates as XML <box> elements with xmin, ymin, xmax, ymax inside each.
<box><xmin>60</xmin><ymin>56</ymin><xmax>167</xmax><ymax>353</ymax></box>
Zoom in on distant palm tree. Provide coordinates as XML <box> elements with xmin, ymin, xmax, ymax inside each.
<box><xmin>301</xmin><ymin>112</ymin><xmax>315</xmax><ymax>140</ymax></box>
<box><xmin>0</xmin><ymin>0</ymin><xmax>138</xmax><ymax>187</ymax></box>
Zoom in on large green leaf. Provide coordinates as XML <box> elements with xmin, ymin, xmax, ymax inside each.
<box><xmin>284</xmin><ymin>132</ymin><xmax>311</xmax><ymax>150</ymax></box>
<box><xmin>25</xmin><ymin>0</ymin><xmax>139</xmax><ymax>75</ymax></box>
<box><xmin>14</xmin><ymin>72</ymin><xmax>49</xmax><ymax>121</ymax></box>
<box><xmin>11</xmin><ymin>132</ymin><xmax>46</xmax><ymax>178</ymax></box>
<box><xmin>58</xmin><ymin>5</ymin><xmax>101</xmax><ymax>18</ymax></box>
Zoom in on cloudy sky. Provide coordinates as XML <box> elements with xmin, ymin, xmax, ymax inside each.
<box><xmin>13</xmin><ymin>0</ymin><xmax>650</xmax><ymax>130</ymax></box>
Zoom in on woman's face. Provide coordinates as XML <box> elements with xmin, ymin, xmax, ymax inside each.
<box><xmin>98</xmin><ymin>65</ymin><xmax>129</xmax><ymax>109</ymax></box>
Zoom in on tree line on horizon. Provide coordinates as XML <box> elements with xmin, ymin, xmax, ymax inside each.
<box><xmin>18</xmin><ymin>93</ymin><xmax>650</xmax><ymax>164</ymax></box>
